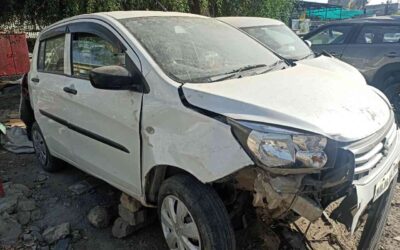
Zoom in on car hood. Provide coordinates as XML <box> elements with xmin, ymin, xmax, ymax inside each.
<box><xmin>182</xmin><ymin>58</ymin><xmax>391</xmax><ymax>142</ymax></box>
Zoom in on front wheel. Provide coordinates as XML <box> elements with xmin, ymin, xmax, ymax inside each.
<box><xmin>384</xmin><ymin>83</ymin><xmax>400</xmax><ymax>123</ymax></box>
<box><xmin>358</xmin><ymin>173</ymin><xmax>397</xmax><ymax>250</ymax></box>
<box><xmin>158</xmin><ymin>174</ymin><xmax>235</xmax><ymax>250</ymax></box>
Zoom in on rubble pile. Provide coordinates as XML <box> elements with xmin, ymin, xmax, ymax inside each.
<box><xmin>111</xmin><ymin>193</ymin><xmax>154</xmax><ymax>238</ymax></box>
<box><xmin>0</xmin><ymin>182</ymin><xmax>79</xmax><ymax>249</ymax></box>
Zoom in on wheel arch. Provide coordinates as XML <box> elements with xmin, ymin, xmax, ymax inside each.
<box><xmin>371</xmin><ymin>63</ymin><xmax>400</xmax><ymax>90</ymax></box>
<box><xmin>144</xmin><ymin>164</ymin><xmax>204</xmax><ymax>205</ymax></box>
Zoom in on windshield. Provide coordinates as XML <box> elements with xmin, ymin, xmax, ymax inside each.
<box><xmin>119</xmin><ymin>17</ymin><xmax>281</xmax><ymax>83</ymax></box>
<box><xmin>241</xmin><ymin>25</ymin><xmax>313</xmax><ymax>61</ymax></box>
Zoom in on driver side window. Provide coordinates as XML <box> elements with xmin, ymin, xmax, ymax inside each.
<box><xmin>308</xmin><ymin>25</ymin><xmax>352</xmax><ymax>45</ymax></box>
<box><xmin>71</xmin><ymin>33</ymin><xmax>126</xmax><ymax>79</ymax></box>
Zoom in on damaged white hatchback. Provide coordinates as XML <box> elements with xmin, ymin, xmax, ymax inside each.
<box><xmin>22</xmin><ymin>11</ymin><xmax>400</xmax><ymax>250</ymax></box>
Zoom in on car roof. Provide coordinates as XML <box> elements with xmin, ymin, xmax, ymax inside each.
<box><xmin>102</xmin><ymin>10</ymin><xmax>207</xmax><ymax>19</ymax></box>
<box><xmin>41</xmin><ymin>11</ymin><xmax>207</xmax><ymax>34</ymax></box>
<box><xmin>324</xmin><ymin>16</ymin><xmax>400</xmax><ymax>25</ymax></box>
<box><xmin>217</xmin><ymin>16</ymin><xmax>284</xmax><ymax>28</ymax></box>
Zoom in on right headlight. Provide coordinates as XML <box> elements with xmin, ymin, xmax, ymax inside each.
<box><xmin>230</xmin><ymin>120</ymin><xmax>328</xmax><ymax>169</ymax></box>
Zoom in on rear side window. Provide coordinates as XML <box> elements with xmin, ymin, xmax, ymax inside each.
<box><xmin>71</xmin><ymin>33</ymin><xmax>125</xmax><ymax>79</ymax></box>
<box><xmin>37</xmin><ymin>35</ymin><xmax>65</xmax><ymax>74</ymax></box>
<box><xmin>356</xmin><ymin>25</ymin><xmax>400</xmax><ymax>44</ymax></box>
<box><xmin>308</xmin><ymin>25</ymin><xmax>352</xmax><ymax>45</ymax></box>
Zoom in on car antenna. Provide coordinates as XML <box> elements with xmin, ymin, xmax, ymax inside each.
<box><xmin>155</xmin><ymin>0</ymin><xmax>167</xmax><ymax>11</ymax></box>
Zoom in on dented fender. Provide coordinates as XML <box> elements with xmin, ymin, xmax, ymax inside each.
<box><xmin>140</xmin><ymin>70</ymin><xmax>253</xmax><ymax>188</ymax></box>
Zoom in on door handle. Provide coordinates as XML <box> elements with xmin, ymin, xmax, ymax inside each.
<box><xmin>31</xmin><ymin>78</ymin><xmax>40</xmax><ymax>83</ymax></box>
<box><xmin>385</xmin><ymin>52</ymin><xmax>398</xmax><ymax>58</ymax></box>
<box><xmin>63</xmin><ymin>86</ymin><xmax>77</xmax><ymax>95</ymax></box>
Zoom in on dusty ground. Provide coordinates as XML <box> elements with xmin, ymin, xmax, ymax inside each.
<box><xmin>1</xmin><ymin>83</ymin><xmax>400</xmax><ymax>250</ymax></box>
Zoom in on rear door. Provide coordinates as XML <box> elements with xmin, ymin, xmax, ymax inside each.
<box><xmin>29</xmin><ymin>31</ymin><xmax>75</xmax><ymax>161</ymax></box>
<box><xmin>341</xmin><ymin>23</ymin><xmax>400</xmax><ymax>84</ymax></box>
<box><xmin>307</xmin><ymin>24</ymin><xmax>354</xmax><ymax>58</ymax></box>
<box><xmin>63</xmin><ymin>21</ymin><xmax>143</xmax><ymax>195</ymax></box>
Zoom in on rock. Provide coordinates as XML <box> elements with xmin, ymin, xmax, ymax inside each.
<box><xmin>118</xmin><ymin>205</ymin><xmax>146</xmax><ymax>226</ymax></box>
<box><xmin>35</xmin><ymin>174</ymin><xmax>48</xmax><ymax>182</ymax></box>
<box><xmin>87</xmin><ymin>206</ymin><xmax>111</xmax><ymax>228</ymax></box>
<box><xmin>17</xmin><ymin>211</ymin><xmax>31</xmax><ymax>225</ymax></box>
<box><xmin>0</xmin><ymin>213</ymin><xmax>22</xmax><ymax>244</ymax></box>
<box><xmin>30</xmin><ymin>230</ymin><xmax>43</xmax><ymax>242</ymax></box>
<box><xmin>120</xmin><ymin>193</ymin><xmax>142</xmax><ymax>213</ymax></box>
<box><xmin>54</xmin><ymin>237</ymin><xmax>70</xmax><ymax>250</ymax></box>
<box><xmin>39</xmin><ymin>246</ymin><xmax>50</xmax><ymax>250</ymax></box>
<box><xmin>68</xmin><ymin>178</ymin><xmax>99</xmax><ymax>195</ymax></box>
<box><xmin>71</xmin><ymin>230</ymin><xmax>81</xmax><ymax>242</ymax></box>
<box><xmin>42</xmin><ymin>223</ymin><xmax>70</xmax><ymax>244</ymax></box>
<box><xmin>112</xmin><ymin>217</ymin><xmax>136</xmax><ymax>238</ymax></box>
<box><xmin>0</xmin><ymin>194</ymin><xmax>18</xmax><ymax>214</ymax></box>
<box><xmin>394</xmin><ymin>236</ymin><xmax>400</xmax><ymax>242</ymax></box>
<box><xmin>6</xmin><ymin>183</ymin><xmax>32</xmax><ymax>197</ymax></box>
<box><xmin>28</xmin><ymin>225</ymin><xmax>41</xmax><ymax>232</ymax></box>
<box><xmin>31</xmin><ymin>209</ymin><xmax>42</xmax><ymax>221</ymax></box>
<box><xmin>22</xmin><ymin>233</ymin><xmax>33</xmax><ymax>242</ymax></box>
<box><xmin>17</xmin><ymin>198</ymin><xmax>36</xmax><ymax>212</ymax></box>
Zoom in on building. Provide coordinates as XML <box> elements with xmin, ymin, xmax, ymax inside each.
<box><xmin>365</xmin><ymin>2</ymin><xmax>400</xmax><ymax>16</ymax></box>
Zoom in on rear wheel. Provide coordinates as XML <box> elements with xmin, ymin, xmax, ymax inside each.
<box><xmin>31</xmin><ymin>122</ymin><xmax>64</xmax><ymax>172</ymax></box>
<box><xmin>158</xmin><ymin>174</ymin><xmax>235</xmax><ymax>250</ymax></box>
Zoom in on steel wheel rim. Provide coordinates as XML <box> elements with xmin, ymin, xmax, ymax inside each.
<box><xmin>32</xmin><ymin>130</ymin><xmax>47</xmax><ymax>165</ymax></box>
<box><xmin>161</xmin><ymin>195</ymin><xmax>201</xmax><ymax>250</ymax></box>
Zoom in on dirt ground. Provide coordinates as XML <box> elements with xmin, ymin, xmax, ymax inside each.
<box><xmin>1</xmin><ymin>83</ymin><xmax>400</xmax><ymax>250</ymax></box>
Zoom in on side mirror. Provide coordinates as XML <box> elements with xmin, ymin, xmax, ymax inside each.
<box><xmin>305</xmin><ymin>40</ymin><xmax>312</xmax><ymax>47</ymax></box>
<box><xmin>89</xmin><ymin>65</ymin><xmax>135</xmax><ymax>90</ymax></box>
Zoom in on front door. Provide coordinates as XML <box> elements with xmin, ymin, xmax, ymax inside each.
<box><xmin>308</xmin><ymin>24</ymin><xmax>354</xmax><ymax>58</ymax></box>
<box><xmin>63</xmin><ymin>24</ymin><xmax>143</xmax><ymax>195</ymax></box>
<box><xmin>341</xmin><ymin>24</ymin><xmax>400</xmax><ymax>84</ymax></box>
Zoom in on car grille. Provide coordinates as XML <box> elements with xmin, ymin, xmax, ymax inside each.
<box><xmin>350</xmin><ymin>117</ymin><xmax>397</xmax><ymax>181</ymax></box>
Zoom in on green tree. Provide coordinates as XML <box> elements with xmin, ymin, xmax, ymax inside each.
<box><xmin>0</xmin><ymin>0</ymin><xmax>296</xmax><ymax>30</ymax></box>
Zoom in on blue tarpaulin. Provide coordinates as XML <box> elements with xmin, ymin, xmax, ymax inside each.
<box><xmin>307</xmin><ymin>8</ymin><xmax>364</xmax><ymax>20</ymax></box>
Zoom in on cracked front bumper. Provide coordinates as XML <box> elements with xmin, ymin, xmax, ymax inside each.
<box><xmin>336</xmin><ymin>130</ymin><xmax>400</xmax><ymax>233</ymax></box>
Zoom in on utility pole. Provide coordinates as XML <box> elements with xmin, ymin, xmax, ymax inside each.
<box><xmin>363</xmin><ymin>0</ymin><xmax>367</xmax><ymax>15</ymax></box>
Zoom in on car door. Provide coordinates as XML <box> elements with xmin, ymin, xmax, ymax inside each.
<box><xmin>341</xmin><ymin>23</ymin><xmax>400</xmax><ymax>84</ymax></box>
<box><xmin>62</xmin><ymin>22</ymin><xmax>143</xmax><ymax>195</ymax></box>
<box><xmin>306</xmin><ymin>24</ymin><xmax>354</xmax><ymax>58</ymax></box>
<box><xmin>29</xmin><ymin>31</ymin><xmax>75</xmax><ymax>162</ymax></box>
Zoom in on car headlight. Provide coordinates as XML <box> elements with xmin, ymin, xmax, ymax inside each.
<box><xmin>229</xmin><ymin>120</ymin><xmax>328</xmax><ymax>169</ymax></box>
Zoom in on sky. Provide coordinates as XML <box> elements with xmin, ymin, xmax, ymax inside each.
<box><xmin>306</xmin><ymin>0</ymin><xmax>399</xmax><ymax>5</ymax></box>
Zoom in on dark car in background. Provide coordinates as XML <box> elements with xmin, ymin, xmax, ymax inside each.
<box><xmin>303</xmin><ymin>17</ymin><xmax>400</xmax><ymax>118</ymax></box>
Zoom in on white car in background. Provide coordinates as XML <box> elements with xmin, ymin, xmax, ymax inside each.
<box><xmin>217</xmin><ymin>16</ymin><xmax>314</xmax><ymax>62</ymax></box>
<box><xmin>21</xmin><ymin>11</ymin><xmax>400</xmax><ymax>250</ymax></box>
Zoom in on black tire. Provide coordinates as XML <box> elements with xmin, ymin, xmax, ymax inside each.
<box><xmin>384</xmin><ymin>82</ymin><xmax>400</xmax><ymax>123</ymax></box>
<box><xmin>358</xmin><ymin>173</ymin><xmax>398</xmax><ymax>250</ymax></box>
<box><xmin>158</xmin><ymin>174</ymin><xmax>236</xmax><ymax>250</ymax></box>
<box><xmin>31</xmin><ymin>122</ymin><xmax>64</xmax><ymax>172</ymax></box>
<box><xmin>20</xmin><ymin>97</ymin><xmax>34</xmax><ymax>139</ymax></box>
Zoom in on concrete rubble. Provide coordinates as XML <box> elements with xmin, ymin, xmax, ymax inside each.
<box><xmin>87</xmin><ymin>205</ymin><xmax>112</xmax><ymax>228</ymax></box>
<box><xmin>42</xmin><ymin>222</ymin><xmax>71</xmax><ymax>244</ymax></box>
<box><xmin>111</xmin><ymin>192</ymin><xmax>154</xmax><ymax>239</ymax></box>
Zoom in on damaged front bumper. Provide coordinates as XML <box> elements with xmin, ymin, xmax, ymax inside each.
<box><xmin>234</xmin><ymin>129</ymin><xmax>400</xmax><ymax>233</ymax></box>
<box><xmin>332</xmin><ymin>130</ymin><xmax>400</xmax><ymax>233</ymax></box>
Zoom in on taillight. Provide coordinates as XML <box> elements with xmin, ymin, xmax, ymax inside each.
<box><xmin>21</xmin><ymin>73</ymin><xmax>29</xmax><ymax>98</ymax></box>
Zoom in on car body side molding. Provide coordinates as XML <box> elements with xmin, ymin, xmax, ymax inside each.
<box><xmin>39</xmin><ymin>109</ymin><xmax>130</xmax><ymax>153</ymax></box>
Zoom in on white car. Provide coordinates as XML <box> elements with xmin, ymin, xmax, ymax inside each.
<box><xmin>217</xmin><ymin>16</ymin><xmax>314</xmax><ymax>62</ymax></box>
<box><xmin>21</xmin><ymin>11</ymin><xmax>400</xmax><ymax>250</ymax></box>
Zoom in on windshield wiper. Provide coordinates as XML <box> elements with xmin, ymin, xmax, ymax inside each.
<box><xmin>298</xmin><ymin>53</ymin><xmax>315</xmax><ymax>61</ymax></box>
<box><xmin>209</xmin><ymin>64</ymin><xmax>268</xmax><ymax>82</ymax></box>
